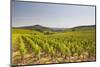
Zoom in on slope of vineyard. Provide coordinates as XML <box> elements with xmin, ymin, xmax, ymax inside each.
<box><xmin>12</xmin><ymin>27</ymin><xmax>96</xmax><ymax>65</ymax></box>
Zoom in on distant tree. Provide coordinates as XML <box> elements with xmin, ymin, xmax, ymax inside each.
<box><xmin>44</xmin><ymin>31</ymin><xmax>53</xmax><ymax>35</ymax></box>
<box><xmin>72</xmin><ymin>28</ymin><xmax>75</xmax><ymax>31</ymax></box>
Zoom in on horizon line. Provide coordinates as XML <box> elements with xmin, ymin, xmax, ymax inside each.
<box><xmin>12</xmin><ymin>24</ymin><xmax>96</xmax><ymax>28</ymax></box>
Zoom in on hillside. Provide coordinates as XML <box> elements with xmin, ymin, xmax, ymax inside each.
<box><xmin>12</xmin><ymin>25</ymin><xmax>96</xmax><ymax>32</ymax></box>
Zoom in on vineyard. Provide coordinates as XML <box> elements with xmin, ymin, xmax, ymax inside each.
<box><xmin>12</xmin><ymin>28</ymin><xmax>96</xmax><ymax>65</ymax></box>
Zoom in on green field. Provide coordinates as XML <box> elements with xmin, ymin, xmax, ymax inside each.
<box><xmin>12</xmin><ymin>26</ymin><xmax>96</xmax><ymax>65</ymax></box>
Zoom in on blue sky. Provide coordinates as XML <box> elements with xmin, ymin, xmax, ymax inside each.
<box><xmin>12</xmin><ymin>1</ymin><xmax>95</xmax><ymax>28</ymax></box>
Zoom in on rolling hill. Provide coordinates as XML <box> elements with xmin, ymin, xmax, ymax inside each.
<box><xmin>12</xmin><ymin>25</ymin><xmax>96</xmax><ymax>32</ymax></box>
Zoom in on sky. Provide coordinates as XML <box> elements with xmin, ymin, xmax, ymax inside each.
<box><xmin>12</xmin><ymin>0</ymin><xmax>95</xmax><ymax>28</ymax></box>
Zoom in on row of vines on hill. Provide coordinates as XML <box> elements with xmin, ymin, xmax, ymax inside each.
<box><xmin>13</xmin><ymin>31</ymin><xmax>96</xmax><ymax>65</ymax></box>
